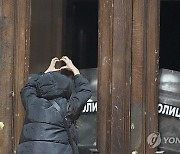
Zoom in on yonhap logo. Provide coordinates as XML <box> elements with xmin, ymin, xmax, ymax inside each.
<box><xmin>147</xmin><ymin>132</ymin><xmax>180</xmax><ymax>149</ymax></box>
<box><xmin>147</xmin><ymin>132</ymin><xmax>161</xmax><ymax>148</ymax></box>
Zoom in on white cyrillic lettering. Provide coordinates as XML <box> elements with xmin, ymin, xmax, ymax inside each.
<box><xmin>85</xmin><ymin>103</ymin><xmax>92</xmax><ymax>112</ymax></box>
<box><xmin>158</xmin><ymin>104</ymin><xmax>163</xmax><ymax>113</ymax></box>
<box><xmin>168</xmin><ymin>106</ymin><xmax>176</xmax><ymax>117</ymax></box>
<box><xmin>175</xmin><ymin>108</ymin><xmax>180</xmax><ymax>118</ymax></box>
<box><xmin>162</xmin><ymin>105</ymin><xmax>169</xmax><ymax>114</ymax></box>
<box><xmin>92</xmin><ymin>102</ymin><xmax>97</xmax><ymax>112</ymax></box>
<box><xmin>83</xmin><ymin>105</ymin><xmax>87</xmax><ymax>113</ymax></box>
<box><xmin>83</xmin><ymin>101</ymin><xmax>98</xmax><ymax>113</ymax></box>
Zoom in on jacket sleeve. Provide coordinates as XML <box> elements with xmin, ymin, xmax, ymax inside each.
<box><xmin>20</xmin><ymin>73</ymin><xmax>42</xmax><ymax>110</ymax></box>
<box><xmin>67</xmin><ymin>74</ymin><xmax>92</xmax><ymax>120</ymax></box>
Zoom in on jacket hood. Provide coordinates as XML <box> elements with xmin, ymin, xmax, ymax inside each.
<box><xmin>36</xmin><ymin>72</ymin><xmax>72</xmax><ymax>100</ymax></box>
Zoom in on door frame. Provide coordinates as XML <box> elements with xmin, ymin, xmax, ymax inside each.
<box><xmin>13</xmin><ymin>0</ymin><xmax>31</xmax><ymax>152</ymax></box>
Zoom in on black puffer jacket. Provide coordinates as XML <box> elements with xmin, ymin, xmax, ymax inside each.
<box><xmin>16</xmin><ymin>72</ymin><xmax>92</xmax><ymax>154</ymax></box>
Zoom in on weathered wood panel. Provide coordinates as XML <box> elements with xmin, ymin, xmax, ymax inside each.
<box><xmin>4</xmin><ymin>0</ymin><xmax>159</xmax><ymax>154</ymax></box>
<box><xmin>12</xmin><ymin>0</ymin><xmax>31</xmax><ymax>152</ymax></box>
<box><xmin>98</xmin><ymin>0</ymin><xmax>159</xmax><ymax>153</ymax></box>
<box><xmin>0</xmin><ymin>0</ymin><xmax>15</xmax><ymax>153</ymax></box>
<box><xmin>145</xmin><ymin>0</ymin><xmax>160</xmax><ymax>153</ymax></box>
<box><xmin>98</xmin><ymin>0</ymin><xmax>113</xmax><ymax>153</ymax></box>
<box><xmin>111</xmin><ymin>0</ymin><xmax>132</xmax><ymax>153</ymax></box>
<box><xmin>98</xmin><ymin>0</ymin><xmax>132</xmax><ymax>153</ymax></box>
<box><xmin>131</xmin><ymin>0</ymin><xmax>160</xmax><ymax>153</ymax></box>
<box><xmin>131</xmin><ymin>0</ymin><xmax>146</xmax><ymax>153</ymax></box>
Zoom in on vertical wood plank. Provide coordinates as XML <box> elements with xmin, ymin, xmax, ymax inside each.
<box><xmin>98</xmin><ymin>0</ymin><xmax>113</xmax><ymax>153</ymax></box>
<box><xmin>0</xmin><ymin>0</ymin><xmax>15</xmax><ymax>153</ymax></box>
<box><xmin>131</xmin><ymin>0</ymin><xmax>146</xmax><ymax>153</ymax></box>
<box><xmin>111</xmin><ymin>0</ymin><xmax>132</xmax><ymax>153</ymax></box>
<box><xmin>12</xmin><ymin>0</ymin><xmax>31</xmax><ymax>152</ymax></box>
<box><xmin>98</xmin><ymin>0</ymin><xmax>132</xmax><ymax>153</ymax></box>
<box><xmin>131</xmin><ymin>0</ymin><xmax>160</xmax><ymax>153</ymax></box>
<box><xmin>145</xmin><ymin>0</ymin><xmax>160</xmax><ymax>153</ymax></box>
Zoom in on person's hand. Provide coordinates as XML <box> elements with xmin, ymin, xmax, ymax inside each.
<box><xmin>60</xmin><ymin>56</ymin><xmax>80</xmax><ymax>75</ymax></box>
<box><xmin>44</xmin><ymin>57</ymin><xmax>61</xmax><ymax>73</ymax></box>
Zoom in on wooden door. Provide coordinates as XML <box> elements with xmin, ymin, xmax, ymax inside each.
<box><xmin>98</xmin><ymin>0</ymin><xmax>160</xmax><ymax>154</ymax></box>
<box><xmin>0</xmin><ymin>0</ymin><xmax>15</xmax><ymax>153</ymax></box>
<box><xmin>0</xmin><ymin>0</ymin><xmax>31</xmax><ymax>153</ymax></box>
<box><xmin>0</xmin><ymin>0</ymin><xmax>160</xmax><ymax>153</ymax></box>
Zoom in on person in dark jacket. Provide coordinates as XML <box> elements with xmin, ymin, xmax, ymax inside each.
<box><xmin>16</xmin><ymin>56</ymin><xmax>92</xmax><ymax>154</ymax></box>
